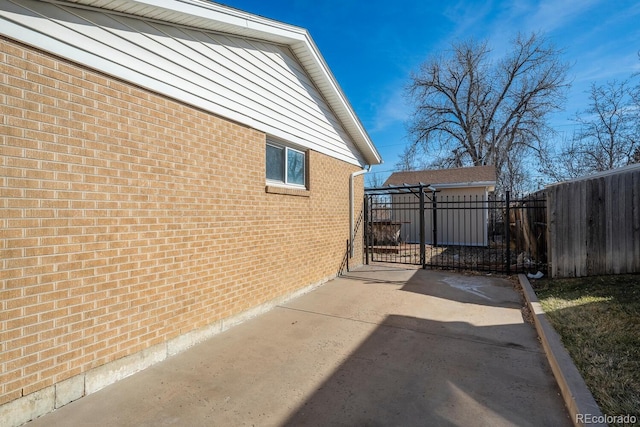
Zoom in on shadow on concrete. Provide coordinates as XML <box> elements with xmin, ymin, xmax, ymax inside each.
<box><xmin>400</xmin><ymin>269</ymin><xmax>523</xmax><ymax>310</ymax></box>
<box><xmin>21</xmin><ymin>265</ymin><xmax>571</xmax><ymax>427</ymax></box>
<box><xmin>346</xmin><ymin>266</ymin><xmax>522</xmax><ymax>310</ymax></box>
<box><xmin>282</xmin><ymin>313</ymin><xmax>570</xmax><ymax>427</ymax></box>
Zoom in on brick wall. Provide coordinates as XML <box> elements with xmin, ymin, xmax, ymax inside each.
<box><xmin>0</xmin><ymin>37</ymin><xmax>364</xmax><ymax>408</ymax></box>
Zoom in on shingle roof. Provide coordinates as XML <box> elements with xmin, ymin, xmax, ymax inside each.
<box><xmin>383</xmin><ymin>166</ymin><xmax>496</xmax><ymax>187</ymax></box>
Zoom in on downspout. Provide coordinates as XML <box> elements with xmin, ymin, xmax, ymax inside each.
<box><xmin>350</xmin><ymin>166</ymin><xmax>371</xmax><ymax>258</ymax></box>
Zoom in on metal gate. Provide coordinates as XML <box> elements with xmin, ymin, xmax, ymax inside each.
<box><xmin>364</xmin><ymin>185</ymin><xmax>547</xmax><ymax>275</ymax></box>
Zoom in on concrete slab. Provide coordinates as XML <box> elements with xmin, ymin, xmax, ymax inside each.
<box><xmin>25</xmin><ymin>265</ymin><xmax>571</xmax><ymax>426</ymax></box>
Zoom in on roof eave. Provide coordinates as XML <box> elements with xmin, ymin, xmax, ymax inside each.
<box><xmin>56</xmin><ymin>0</ymin><xmax>382</xmax><ymax>165</ymax></box>
<box><xmin>431</xmin><ymin>181</ymin><xmax>497</xmax><ymax>190</ymax></box>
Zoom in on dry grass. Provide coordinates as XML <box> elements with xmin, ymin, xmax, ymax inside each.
<box><xmin>533</xmin><ymin>274</ymin><xmax>640</xmax><ymax>422</ymax></box>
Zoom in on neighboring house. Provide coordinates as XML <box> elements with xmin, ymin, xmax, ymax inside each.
<box><xmin>0</xmin><ymin>1</ymin><xmax>381</xmax><ymax>424</ymax></box>
<box><xmin>383</xmin><ymin>166</ymin><xmax>496</xmax><ymax>246</ymax></box>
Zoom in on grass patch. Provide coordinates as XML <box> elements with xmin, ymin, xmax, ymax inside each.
<box><xmin>533</xmin><ymin>274</ymin><xmax>640</xmax><ymax>421</ymax></box>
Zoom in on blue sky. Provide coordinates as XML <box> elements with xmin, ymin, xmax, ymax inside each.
<box><xmin>218</xmin><ymin>0</ymin><xmax>640</xmax><ymax>183</ymax></box>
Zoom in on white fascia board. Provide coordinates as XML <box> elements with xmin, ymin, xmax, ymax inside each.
<box><xmin>431</xmin><ymin>181</ymin><xmax>497</xmax><ymax>190</ymax></box>
<box><xmin>56</xmin><ymin>0</ymin><xmax>382</xmax><ymax>165</ymax></box>
<box><xmin>290</xmin><ymin>38</ymin><xmax>381</xmax><ymax>166</ymax></box>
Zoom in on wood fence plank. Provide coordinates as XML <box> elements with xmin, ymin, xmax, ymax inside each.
<box><xmin>579</xmin><ymin>180</ymin><xmax>588</xmax><ymax>276</ymax></box>
<box><xmin>619</xmin><ymin>172</ymin><xmax>632</xmax><ymax>273</ymax></box>
<box><xmin>608</xmin><ymin>173</ymin><xmax>620</xmax><ymax>274</ymax></box>
<box><xmin>547</xmin><ymin>188</ymin><xmax>556</xmax><ymax>277</ymax></box>
<box><xmin>572</xmin><ymin>181</ymin><xmax>582</xmax><ymax>277</ymax></box>
<box><xmin>555</xmin><ymin>185</ymin><xmax>565</xmax><ymax>277</ymax></box>
<box><xmin>632</xmin><ymin>172</ymin><xmax>640</xmax><ymax>272</ymax></box>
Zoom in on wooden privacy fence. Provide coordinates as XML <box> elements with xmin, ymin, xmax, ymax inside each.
<box><xmin>543</xmin><ymin>164</ymin><xmax>640</xmax><ymax>278</ymax></box>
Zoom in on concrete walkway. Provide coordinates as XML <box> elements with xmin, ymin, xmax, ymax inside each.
<box><xmin>26</xmin><ymin>265</ymin><xmax>571</xmax><ymax>426</ymax></box>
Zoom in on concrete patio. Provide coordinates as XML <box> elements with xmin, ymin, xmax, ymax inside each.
<box><xmin>25</xmin><ymin>264</ymin><xmax>571</xmax><ymax>426</ymax></box>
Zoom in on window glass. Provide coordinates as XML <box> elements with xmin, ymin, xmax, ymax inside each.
<box><xmin>266</xmin><ymin>141</ymin><xmax>306</xmax><ymax>187</ymax></box>
<box><xmin>266</xmin><ymin>144</ymin><xmax>284</xmax><ymax>182</ymax></box>
<box><xmin>287</xmin><ymin>149</ymin><xmax>305</xmax><ymax>185</ymax></box>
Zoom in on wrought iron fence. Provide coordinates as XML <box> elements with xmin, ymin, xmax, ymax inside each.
<box><xmin>364</xmin><ymin>185</ymin><xmax>547</xmax><ymax>275</ymax></box>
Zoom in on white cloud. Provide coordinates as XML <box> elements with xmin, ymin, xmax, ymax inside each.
<box><xmin>523</xmin><ymin>0</ymin><xmax>601</xmax><ymax>33</ymax></box>
<box><xmin>368</xmin><ymin>84</ymin><xmax>410</xmax><ymax>133</ymax></box>
<box><xmin>442</xmin><ymin>0</ymin><xmax>497</xmax><ymax>44</ymax></box>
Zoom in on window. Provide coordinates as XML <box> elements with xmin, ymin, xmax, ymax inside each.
<box><xmin>266</xmin><ymin>141</ymin><xmax>306</xmax><ymax>187</ymax></box>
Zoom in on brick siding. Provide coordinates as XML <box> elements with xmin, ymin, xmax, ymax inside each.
<box><xmin>0</xmin><ymin>37</ymin><xmax>364</xmax><ymax>407</ymax></box>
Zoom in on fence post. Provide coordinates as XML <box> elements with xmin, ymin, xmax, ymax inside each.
<box><xmin>347</xmin><ymin>239</ymin><xmax>351</xmax><ymax>273</ymax></box>
<box><xmin>364</xmin><ymin>194</ymin><xmax>369</xmax><ymax>265</ymax></box>
<box><xmin>505</xmin><ymin>191</ymin><xmax>511</xmax><ymax>275</ymax></box>
<box><xmin>432</xmin><ymin>190</ymin><xmax>438</xmax><ymax>247</ymax></box>
<box><xmin>419</xmin><ymin>186</ymin><xmax>426</xmax><ymax>268</ymax></box>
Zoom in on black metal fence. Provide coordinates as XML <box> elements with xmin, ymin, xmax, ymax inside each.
<box><xmin>364</xmin><ymin>185</ymin><xmax>547</xmax><ymax>275</ymax></box>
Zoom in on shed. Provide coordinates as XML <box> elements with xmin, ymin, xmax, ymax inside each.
<box><xmin>383</xmin><ymin>166</ymin><xmax>496</xmax><ymax>246</ymax></box>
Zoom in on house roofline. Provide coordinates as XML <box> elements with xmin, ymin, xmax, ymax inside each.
<box><xmin>430</xmin><ymin>181</ymin><xmax>496</xmax><ymax>190</ymax></box>
<box><xmin>52</xmin><ymin>0</ymin><xmax>382</xmax><ymax>166</ymax></box>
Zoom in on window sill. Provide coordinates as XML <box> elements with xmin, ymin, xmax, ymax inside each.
<box><xmin>265</xmin><ymin>185</ymin><xmax>310</xmax><ymax>197</ymax></box>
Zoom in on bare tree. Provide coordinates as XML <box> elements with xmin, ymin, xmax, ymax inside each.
<box><xmin>365</xmin><ymin>171</ymin><xmax>386</xmax><ymax>188</ymax></box>
<box><xmin>632</xmin><ymin>51</ymin><xmax>640</xmax><ymax>106</ymax></box>
<box><xmin>550</xmin><ymin>79</ymin><xmax>639</xmax><ymax>178</ymax></box>
<box><xmin>395</xmin><ymin>143</ymin><xmax>421</xmax><ymax>171</ymax></box>
<box><xmin>401</xmin><ymin>32</ymin><xmax>570</xmax><ymax>194</ymax></box>
<box><xmin>631</xmin><ymin>53</ymin><xmax>640</xmax><ymax>164</ymax></box>
<box><xmin>540</xmin><ymin>132</ymin><xmax>586</xmax><ymax>181</ymax></box>
<box><xmin>543</xmin><ymin>53</ymin><xmax>640</xmax><ymax>180</ymax></box>
<box><xmin>575</xmin><ymin>80</ymin><xmax>638</xmax><ymax>171</ymax></box>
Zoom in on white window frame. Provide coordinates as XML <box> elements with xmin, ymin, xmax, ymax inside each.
<box><xmin>266</xmin><ymin>140</ymin><xmax>307</xmax><ymax>188</ymax></box>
